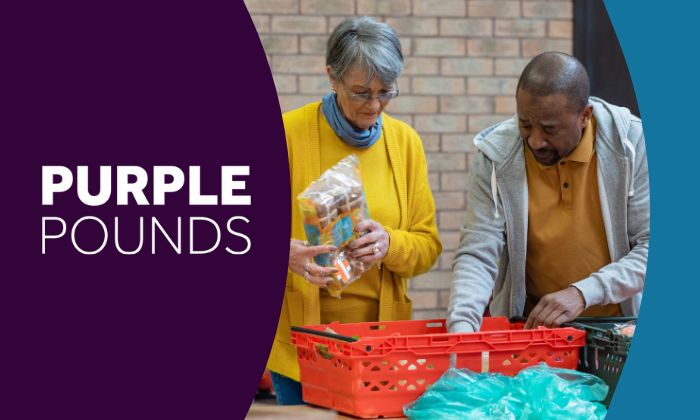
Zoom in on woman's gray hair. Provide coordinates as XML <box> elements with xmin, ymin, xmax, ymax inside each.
<box><xmin>326</xmin><ymin>16</ymin><xmax>403</xmax><ymax>86</ymax></box>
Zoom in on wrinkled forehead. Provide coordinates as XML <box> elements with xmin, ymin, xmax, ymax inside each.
<box><xmin>516</xmin><ymin>90</ymin><xmax>577</xmax><ymax>122</ymax></box>
<box><xmin>341</xmin><ymin>65</ymin><xmax>393</xmax><ymax>90</ymax></box>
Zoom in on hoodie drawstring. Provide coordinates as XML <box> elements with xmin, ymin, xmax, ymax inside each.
<box><xmin>622</xmin><ymin>138</ymin><xmax>636</xmax><ymax>197</ymax></box>
<box><xmin>491</xmin><ymin>161</ymin><xmax>499</xmax><ymax>218</ymax></box>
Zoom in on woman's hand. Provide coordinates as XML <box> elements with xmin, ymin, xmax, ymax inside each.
<box><xmin>348</xmin><ymin>219</ymin><xmax>390</xmax><ymax>266</ymax></box>
<box><xmin>289</xmin><ymin>240</ymin><xmax>338</xmax><ymax>288</ymax></box>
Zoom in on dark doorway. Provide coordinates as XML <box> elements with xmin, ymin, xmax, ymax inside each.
<box><xmin>574</xmin><ymin>0</ymin><xmax>640</xmax><ymax>117</ymax></box>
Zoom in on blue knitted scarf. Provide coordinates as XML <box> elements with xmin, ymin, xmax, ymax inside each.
<box><xmin>321</xmin><ymin>92</ymin><xmax>382</xmax><ymax>149</ymax></box>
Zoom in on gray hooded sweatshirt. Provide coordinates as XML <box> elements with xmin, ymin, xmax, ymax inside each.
<box><xmin>448</xmin><ymin>97</ymin><xmax>649</xmax><ymax>333</ymax></box>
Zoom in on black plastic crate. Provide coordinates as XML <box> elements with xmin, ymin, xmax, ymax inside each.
<box><xmin>564</xmin><ymin>317</ymin><xmax>635</xmax><ymax>406</ymax></box>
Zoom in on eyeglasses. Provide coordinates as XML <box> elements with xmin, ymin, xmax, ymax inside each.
<box><xmin>338</xmin><ymin>80</ymin><xmax>400</xmax><ymax>103</ymax></box>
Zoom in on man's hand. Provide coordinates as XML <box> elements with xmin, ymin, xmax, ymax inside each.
<box><xmin>524</xmin><ymin>287</ymin><xmax>586</xmax><ymax>329</ymax></box>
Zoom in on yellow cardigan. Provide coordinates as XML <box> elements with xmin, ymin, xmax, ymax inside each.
<box><xmin>267</xmin><ymin>102</ymin><xmax>442</xmax><ymax>381</ymax></box>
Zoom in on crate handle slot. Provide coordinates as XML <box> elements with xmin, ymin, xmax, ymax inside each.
<box><xmin>369</xmin><ymin>324</ymin><xmax>387</xmax><ymax>331</ymax></box>
<box><xmin>425</xmin><ymin>322</ymin><xmax>444</xmax><ymax>328</ymax></box>
<box><xmin>487</xmin><ymin>333</ymin><xmax>508</xmax><ymax>341</ymax></box>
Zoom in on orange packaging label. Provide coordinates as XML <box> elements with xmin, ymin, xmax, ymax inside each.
<box><xmin>333</xmin><ymin>257</ymin><xmax>352</xmax><ymax>285</ymax></box>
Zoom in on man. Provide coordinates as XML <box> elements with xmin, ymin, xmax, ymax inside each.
<box><xmin>448</xmin><ymin>52</ymin><xmax>648</xmax><ymax>332</ymax></box>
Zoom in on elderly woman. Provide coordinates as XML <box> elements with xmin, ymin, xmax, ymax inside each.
<box><xmin>267</xmin><ymin>16</ymin><xmax>442</xmax><ymax>404</ymax></box>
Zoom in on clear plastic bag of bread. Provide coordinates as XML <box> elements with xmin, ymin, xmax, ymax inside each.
<box><xmin>298</xmin><ymin>155</ymin><xmax>370</xmax><ymax>298</ymax></box>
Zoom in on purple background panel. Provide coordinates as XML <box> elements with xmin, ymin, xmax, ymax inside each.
<box><xmin>1</xmin><ymin>1</ymin><xmax>289</xmax><ymax>419</ymax></box>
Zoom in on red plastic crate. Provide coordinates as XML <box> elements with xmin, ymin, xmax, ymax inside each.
<box><xmin>291</xmin><ymin>317</ymin><xmax>586</xmax><ymax>418</ymax></box>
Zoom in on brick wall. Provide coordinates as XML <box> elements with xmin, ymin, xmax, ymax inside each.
<box><xmin>246</xmin><ymin>0</ymin><xmax>573</xmax><ymax>319</ymax></box>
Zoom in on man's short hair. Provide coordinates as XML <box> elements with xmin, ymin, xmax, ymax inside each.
<box><xmin>516</xmin><ymin>52</ymin><xmax>590</xmax><ymax>112</ymax></box>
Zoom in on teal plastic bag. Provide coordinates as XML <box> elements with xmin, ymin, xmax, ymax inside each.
<box><xmin>404</xmin><ymin>363</ymin><xmax>608</xmax><ymax>420</ymax></box>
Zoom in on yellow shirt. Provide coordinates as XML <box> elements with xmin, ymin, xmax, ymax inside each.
<box><xmin>524</xmin><ymin>117</ymin><xmax>622</xmax><ymax>317</ymax></box>
<box><xmin>318</xmin><ymin>112</ymin><xmax>400</xmax><ymax>324</ymax></box>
